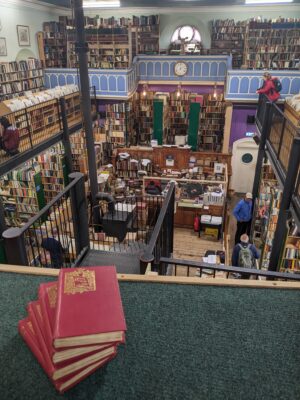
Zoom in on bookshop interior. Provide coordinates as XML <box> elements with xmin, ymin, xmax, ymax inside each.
<box><xmin>0</xmin><ymin>0</ymin><xmax>300</xmax><ymax>399</ymax></box>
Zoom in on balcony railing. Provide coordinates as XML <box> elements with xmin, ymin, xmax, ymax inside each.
<box><xmin>159</xmin><ymin>257</ymin><xmax>300</xmax><ymax>281</ymax></box>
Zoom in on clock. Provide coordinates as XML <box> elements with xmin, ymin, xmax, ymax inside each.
<box><xmin>174</xmin><ymin>61</ymin><xmax>188</xmax><ymax>76</ymax></box>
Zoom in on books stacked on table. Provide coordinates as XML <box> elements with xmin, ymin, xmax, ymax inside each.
<box><xmin>18</xmin><ymin>266</ymin><xmax>126</xmax><ymax>393</ymax></box>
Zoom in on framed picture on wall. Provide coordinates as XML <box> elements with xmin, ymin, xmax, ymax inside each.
<box><xmin>0</xmin><ymin>38</ymin><xmax>7</xmax><ymax>56</ymax></box>
<box><xmin>17</xmin><ymin>25</ymin><xmax>30</xmax><ymax>46</ymax></box>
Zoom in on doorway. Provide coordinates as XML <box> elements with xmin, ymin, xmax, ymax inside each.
<box><xmin>231</xmin><ymin>138</ymin><xmax>258</xmax><ymax>194</ymax></box>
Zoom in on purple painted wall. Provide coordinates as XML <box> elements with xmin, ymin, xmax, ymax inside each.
<box><xmin>230</xmin><ymin>105</ymin><xmax>258</xmax><ymax>148</ymax></box>
<box><xmin>138</xmin><ymin>83</ymin><xmax>223</xmax><ymax>95</ymax></box>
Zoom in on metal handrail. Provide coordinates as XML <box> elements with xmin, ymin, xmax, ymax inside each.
<box><xmin>160</xmin><ymin>257</ymin><xmax>300</xmax><ymax>281</ymax></box>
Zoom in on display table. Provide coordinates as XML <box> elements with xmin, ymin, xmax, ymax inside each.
<box><xmin>0</xmin><ymin>265</ymin><xmax>299</xmax><ymax>400</ymax></box>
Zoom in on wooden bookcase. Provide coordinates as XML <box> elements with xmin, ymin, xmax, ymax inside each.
<box><xmin>210</xmin><ymin>19</ymin><xmax>246</xmax><ymax>69</ymax></box>
<box><xmin>136</xmin><ymin>20</ymin><xmax>160</xmax><ymax>54</ymax></box>
<box><xmin>198</xmin><ymin>94</ymin><xmax>226</xmax><ymax>152</ymax></box>
<box><xmin>280</xmin><ymin>234</ymin><xmax>300</xmax><ymax>273</ymax></box>
<box><xmin>0</xmin><ymin>163</ymin><xmax>46</xmax><ymax>227</ymax></box>
<box><xmin>169</xmin><ymin>91</ymin><xmax>191</xmax><ymax>145</ymax></box>
<box><xmin>0</xmin><ymin>59</ymin><xmax>44</xmax><ymax>101</ymax></box>
<box><xmin>38</xmin><ymin>20</ymin><xmax>67</xmax><ymax>68</ymax></box>
<box><xmin>244</xmin><ymin>18</ymin><xmax>300</xmax><ymax>69</ymax></box>
<box><xmin>134</xmin><ymin>91</ymin><xmax>155</xmax><ymax>145</ymax></box>
<box><xmin>105</xmin><ymin>101</ymin><xmax>134</xmax><ymax>146</ymax></box>
<box><xmin>35</xmin><ymin>143</ymin><xmax>67</xmax><ymax>202</ymax></box>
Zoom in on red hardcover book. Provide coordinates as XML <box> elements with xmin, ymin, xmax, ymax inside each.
<box><xmin>18</xmin><ymin>318</ymin><xmax>115</xmax><ymax>393</ymax></box>
<box><xmin>38</xmin><ymin>282</ymin><xmax>111</xmax><ymax>364</ymax></box>
<box><xmin>53</xmin><ymin>266</ymin><xmax>126</xmax><ymax>349</ymax></box>
<box><xmin>27</xmin><ymin>301</ymin><xmax>116</xmax><ymax>380</ymax></box>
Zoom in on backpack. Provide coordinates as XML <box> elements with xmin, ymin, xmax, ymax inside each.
<box><xmin>272</xmin><ymin>78</ymin><xmax>282</xmax><ymax>93</ymax></box>
<box><xmin>238</xmin><ymin>244</ymin><xmax>254</xmax><ymax>269</ymax></box>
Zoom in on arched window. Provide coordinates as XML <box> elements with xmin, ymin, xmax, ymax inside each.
<box><xmin>170</xmin><ymin>25</ymin><xmax>201</xmax><ymax>55</ymax></box>
<box><xmin>171</xmin><ymin>25</ymin><xmax>201</xmax><ymax>44</ymax></box>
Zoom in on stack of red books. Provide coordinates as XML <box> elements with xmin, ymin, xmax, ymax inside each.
<box><xmin>18</xmin><ymin>266</ymin><xmax>126</xmax><ymax>393</ymax></box>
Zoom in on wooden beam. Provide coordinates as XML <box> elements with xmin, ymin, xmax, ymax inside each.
<box><xmin>0</xmin><ymin>264</ymin><xmax>299</xmax><ymax>289</ymax></box>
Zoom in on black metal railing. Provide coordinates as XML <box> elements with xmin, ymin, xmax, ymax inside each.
<box><xmin>140</xmin><ymin>182</ymin><xmax>175</xmax><ymax>274</ymax></box>
<box><xmin>0</xmin><ymin>87</ymin><xmax>97</xmax><ymax>168</ymax></box>
<box><xmin>256</xmin><ymin>94</ymin><xmax>269</xmax><ymax>133</ymax></box>
<box><xmin>159</xmin><ymin>257</ymin><xmax>300</xmax><ymax>281</ymax></box>
<box><xmin>88</xmin><ymin>194</ymin><xmax>163</xmax><ymax>254</ymax></box>
<box><xmin>2</xmin><ymin>172</ymin><xmax>89</xmax><ymax>268</ymax></box>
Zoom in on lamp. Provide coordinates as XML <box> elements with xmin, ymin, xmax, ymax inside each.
<box><xmin>142</xmin><ymin>83</ymin><xmax>148</xmax><ymax>97</ymax></box>
<box><xmin>176</xmin><ymin>83</ymin><xmax>182</xmax><ymax>98</ymax></box>
<box><xmin>213</xmin><ymin>82</ymin><xmax>217</xmax><ymax>99</ymax></box>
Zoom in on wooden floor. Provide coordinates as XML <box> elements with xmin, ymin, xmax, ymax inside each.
<box><xmin>173</xmin><ymin>228</ymin><xmax>223</xmax><ymax>261</ymax></box>
<box><xmin>171</xmin><ymin>194</ymin><xmax>241</xmax><ymax>278</ymax></box>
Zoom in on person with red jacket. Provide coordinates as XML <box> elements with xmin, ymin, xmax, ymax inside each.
<box><xmin>0</xmin><ymin>116</ymin><xmax>20</xmax><ymax>156</ymax></box>
<box><xmin>256</xmin><ymin>72</ymin><xmax>280</xmax><ymax>102</ymax></box>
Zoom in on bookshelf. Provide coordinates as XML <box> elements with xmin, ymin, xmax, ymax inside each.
<box><xmin>198</xmin><ymin>94</ymin><xmax>225</xmax><ymax>152</ymax></box>
<box><xmin>134</xmin><ymin>15</ymin><xmax>160</xmax><ymax>55</ymax></box>
<box><xmin>105</xmin><ymin>101</ymin><xmax>134</xmax><ymax>146</ymax></box>
<box><xmin>38</xmin><ymin>20</ymin><xmax>67</xmax><ymax>68</ymax></box>
<box><xmin>244</xmin><ymin>18</ymin><xmax>300</xmax><ymax>69</ymax></box>
<box><xmin>115</xmin><ymin>155</ymin><xmax>153</xmax><ymax>180</ymax></box>
<box><xmin>35</xmin><ymin>143</ymin><xmax>67</xmax><ymax>202</ymax></box>
<box><xmin>210</xmin><ymin>19</ymin><xmax>246</xmax><ymax>69</ymax></box>
<box><xmin>280</xmin><ymin>234</ymin><xmax>300</xmax><ymax>273</ymax></box>
<box><xmin>0</xmin><ymin>59</ymin><xmax>44</xmax><ymax>101</ymax></box>
<box><xmin>168</xmin><ymin>91</ymin><xmax>190</xmax><ymax>145</ymax></box>
<box><xmin>67</xmin><ymin>26</ymin><xmax>132</xmax><ymax>69</ymax></box>
<box><xmin>0</xmin><ymin>163</ymin><xmax>46</xmax><ymax>227</ymax></box>
<box><xmin>135</xmin><ymin>91</ymin><xmax>154</xmax><ymax>145</ymax></box>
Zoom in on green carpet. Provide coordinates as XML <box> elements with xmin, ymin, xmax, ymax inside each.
<box><xmin>0</xmin><ymin>272</ymin><xmax>299</xmax><ymax>400</ymax></box>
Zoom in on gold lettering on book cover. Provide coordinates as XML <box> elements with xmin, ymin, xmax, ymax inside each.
<box><xmin>47</xmin><ymin>284</ymin><xmax>57</xmax><ymax>308</ymax></box>
<box><xmin>64</xmin><ymin>269</ymin><xmax>96</xmax><ymax>295</ymax></box>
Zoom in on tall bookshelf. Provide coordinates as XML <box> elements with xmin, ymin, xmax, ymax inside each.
<box><xmin>35</xmin><ymin>143</ymin><xmax>67</xmax><ymax>202</ymax></box>
<box><xmin>38</xmin><ymin>20</ymin><xmax>67</xmax><ymax>68</ymax></box>
<box><xmin>210</xmin><ymin>19</ymin><xmax>246</xmax><ymax>69</ymax></box>
<box><xmin>105</xmin><ymin>101</ymin><xmax>134</xmax><ymax>146</ymax></box>
<box><xmin>244</xmin><ymin>18</ymin><xmax>300</xmax><ymax>69</ymax></box>
<box><xmin>198</xmin><ymin>94</ymin><xmax>225</xmax><ymax>152</ymax></box>
<box><xmin>135</xmin><ymin>91</ymin><xmax>154</xmax><ymax>145</ymax></box>
<box><xmin>0</xmin><ymin>59</ymin><xmax>44</xmax><ymax>101</ymax></box>
<box><xmin>168</xmin><ymin>91</ymin><xmax>190</xmax><ymax>145</ymax></box>
<box><xmin>134</xmin><ymin>15</ymin><xmax>160</xmax><ymax>55</ymax></box>
<box><xmin>0</xmin><ymin>163</ymin><xmax>46</xmax><ymax>227</ymax></box>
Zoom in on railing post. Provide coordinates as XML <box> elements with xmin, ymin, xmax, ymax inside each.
<box><xmin>69</xmin><ymin>172</ymin><xmax>89</xmax><ymax>256</ymax></box>
<box><xmin>140</xmin><ymin>251</ymin><xmax>154</xmax><ymax>275</ymax></box>
<box><xmin>2</xmin><ymin>227</ymin><xmax>28</xmax><ymax>266</ymax></box>
<box><xmin>60</xmin><ymin>97</ymin><xmax>73</xmax><ymax>175</ymax></box>
<box><xmin>252</xmin><ymin>101</ymin><xmax>272</xmax><ymax>208</ymax></box>
<box><xmin>25</xmin><ymin>108</ymin><xmax>33</xmax><ymax>149</ymax></box>
<box><xmin>269</xmin><ymin>137</ymin><xmax>300</xmax><ymax>271</ymax></box>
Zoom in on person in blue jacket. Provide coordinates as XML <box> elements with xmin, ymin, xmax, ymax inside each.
<box><xmin>233</xmin><ymin>192</ymin><xmax>253</xmax><ymax>244</ymax></box>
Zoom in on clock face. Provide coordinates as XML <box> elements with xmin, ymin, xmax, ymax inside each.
<box><xmin>174</xmin><ymin>62</ymin><xmax>188</xmax><ymax>76</ymax></box>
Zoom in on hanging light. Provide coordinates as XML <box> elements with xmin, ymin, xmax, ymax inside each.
<box><xmin>213</xmin><ymin>82</ymin><xmax>217</xmax><ymax>99</ymax></box>
<box><xmin>176</xmin><ymin>83</ymin><xmax>182</xmax><ymax>98</ymax></box>
<box><xmin>142</xmin><ymin>84</ymin><xmax>148</xmax><ymax>97</ymax></box>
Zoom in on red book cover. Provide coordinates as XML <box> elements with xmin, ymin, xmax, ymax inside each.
<box><xmin>18</xmin><ymin>318</ymin><xmax>115</xmax><ymax>393</ymax></box>
<box><xmin>53</xmin><ymin>266</ymin><xmax>127</xmax><ymax>349</ymax></box>
<box><xmin>38</xmin><ymin>282</ymin><xmax>112</xmax><ymax>364</ymax></box>
<box><xmin>18</xmin><ymin>317</ymin><xmax>47</xmax><ymax>371</ymax></box>
<box><xmin>27</xmin><ymin>301</ymin><xmax>116</xmax><ymax>380</ymax></box>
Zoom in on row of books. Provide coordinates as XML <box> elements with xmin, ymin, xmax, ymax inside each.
<box><xmin>19</xmin><ymin>267</ymin><xmax>126</xmax><ymax>394</ymax></box>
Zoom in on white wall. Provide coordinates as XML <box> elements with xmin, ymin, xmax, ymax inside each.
<box><xmin>0</xmin><ymin>1</ymin><xmax>60</xmax><ymax>61</ymax></box>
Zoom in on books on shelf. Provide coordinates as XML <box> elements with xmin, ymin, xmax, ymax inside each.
<box><xmin>18</xmin><ymin>266</ymin><xmax>126</xmax><ymax>393</ymax></box>
<box><xmin>198</xmin><ymin>94</ymin><xmax>225</xmax><ymax>152</ymax></box>
<box><xmin>0</xmin><ymin>59</ymin><xmax>44</xmax><ymax>101</ymax></box>
<box><xmin>244</xmin><ymin>18</ymin><xmax>300</xmax><ymax>69</ymax></box>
